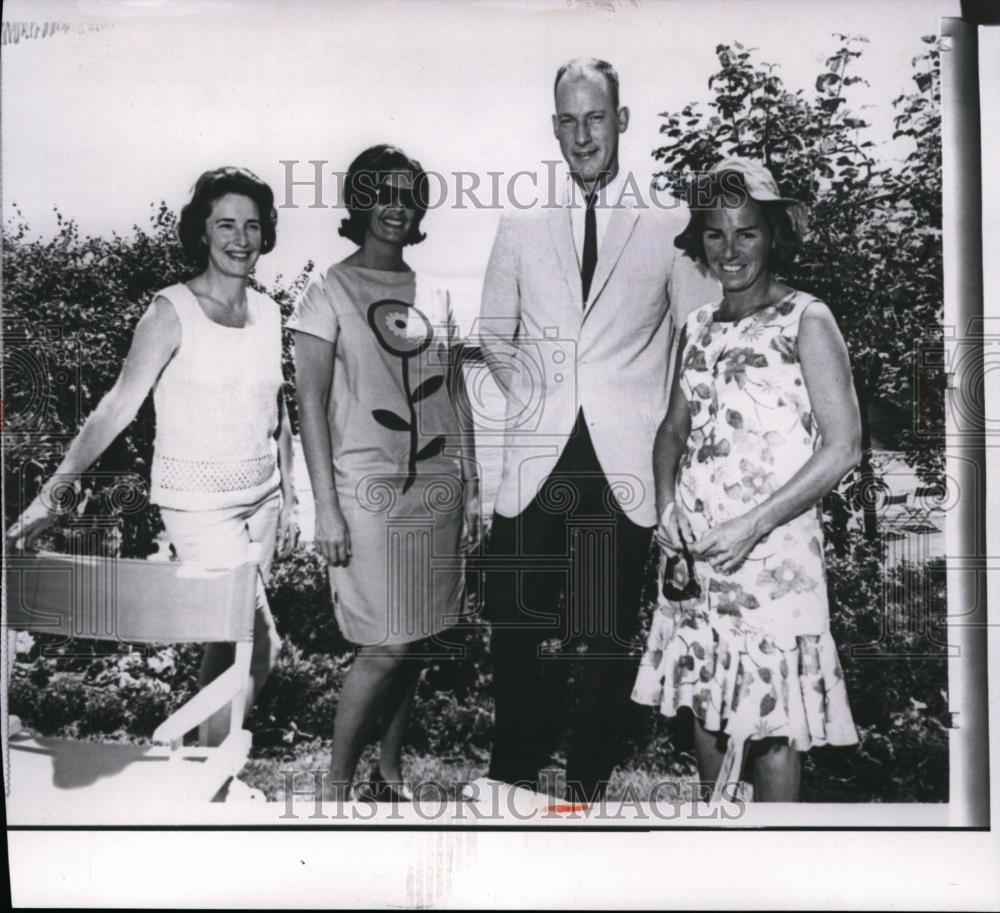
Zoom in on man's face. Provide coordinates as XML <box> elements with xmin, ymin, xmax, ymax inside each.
<box><xmin>552</xmin><ymin>73</ymin><xmax>628</xmax><ymax>190</ymax></box>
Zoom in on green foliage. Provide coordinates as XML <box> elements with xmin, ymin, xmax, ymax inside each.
<box><xmin>408</xmin><ymin>626</ymin><xmax>496</xmax><ymax>762</ymax></box>
<box><xmin>264</xmin><ymin>260</ymin><xmax>314</xmax><ymax>434</ymax></box>
<box><xmin>11</xmin><ymin>637</ymin><xmax>202</xmax><ymax>739</ymax></box>
<box><xmin>264</xmin><ymin>548</ymin><xmax>349</xmax><ymax>656</ymax></box>
<box><xmin>807</xmin><ymin>537</ymin><xmax>949</xmax><ymax>801</ymax></box>
<box><xmin>248</xmin><ymin>644</ymin><xmax>348</xmax><ymax>748</ymax></box>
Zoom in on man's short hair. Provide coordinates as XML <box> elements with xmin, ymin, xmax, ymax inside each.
<box><xmin>553</xmin><ymin>58</ymin><xmax>620</xmax><ymax>109</ymax></box>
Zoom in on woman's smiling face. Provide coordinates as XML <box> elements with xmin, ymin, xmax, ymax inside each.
<box><xmin>701</xmin><ymin>199</ymin><xmax>773</xmax><ymax>294</ymax></box>
<box><xmin>366</xmin><ymin>171</ymin><xmax>418</xmax><ymax>247</ymax></box>
<box><xmin>202</xmin><ymin>193</ymin><xmax>263</xmax><ymax>278</ymax></box>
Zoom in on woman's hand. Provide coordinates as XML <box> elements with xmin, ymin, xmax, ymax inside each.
<box><xmin>691</xmin><ymin>512</ymin><xmax>764</xmax><ymax>574</ymax></box>
<box><xmin>276</xmin><ymin>497</ymin><xmax>300</xmax><ymax>559</ymax></box>
<box><xmin>5</xmin><ymin>495</ymin><xmax>59</xmax><ymax>551</ymax></box>
<box><xmin>462</xmin><ymin>483</ymin><xmax>481</xmax><ymax>553</ymax></box>
<box><xmin>655</xmin><ymin>501</ymin><xmax>693</xmax><ymax>555</ymax></box>
<box><xmin>314</xmin><ymin>501</ymin><xmax>351</xmax><ymax>566</ymax></box>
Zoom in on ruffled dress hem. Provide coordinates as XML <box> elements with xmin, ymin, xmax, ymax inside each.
<box><xmin>632</xmin><ymin>605</ymin><xmax>858</xmax><ymax>798</ymax></box>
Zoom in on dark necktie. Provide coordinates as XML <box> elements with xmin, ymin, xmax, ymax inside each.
<box><xmin>581</xmin><ymin>191</ymin><xmax>598</xmax><ymax>304</ymax></box>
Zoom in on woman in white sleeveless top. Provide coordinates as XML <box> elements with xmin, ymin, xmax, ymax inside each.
<box><xmin>7</xmin><ymin>167</ymin><xmax>298</xmax><ymax>746</ymax></box>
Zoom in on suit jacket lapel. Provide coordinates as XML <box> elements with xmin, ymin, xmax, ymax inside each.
<box><xmin>547</xmin><ymin>206</ymin><xmax>583</xmax><ymax>309</ymax></box>
<box><xmin>583</xmin><ymin>205</ymin><xmax>640</xmax><ymax>319</ymax></box>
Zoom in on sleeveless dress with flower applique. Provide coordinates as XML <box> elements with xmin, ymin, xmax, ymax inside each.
<box><xmin>288</xmin><ymin>265</ymin><xmax>466</xmax><ymax>646</ymax></box>
<box><xmin>632</xmin><ymin>291</ymin><xmax>857</xmax><ymax>795</ymax></box>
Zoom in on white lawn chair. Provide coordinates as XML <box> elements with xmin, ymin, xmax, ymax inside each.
<box><xmin>3</xmin><ymin>543</ymin><xmax>264</xmax><ymax>817</ymax></box>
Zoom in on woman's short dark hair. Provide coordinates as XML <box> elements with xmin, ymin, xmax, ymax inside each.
<box><xmin>338</xmin><ymin>144</ymin><xmax>429</xmax><ymax>247</ymax></box>
<box><xmin>178</xmin><ymin>167</ymin><xmax>278</xmax><ymax>268</ymax></box>
<box><xmin>674</xmin><ymin>170</ymin><xmax>803</xmax><ymax>273</ymax></box>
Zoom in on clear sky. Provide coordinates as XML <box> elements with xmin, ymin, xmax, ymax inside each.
<box><xmin>3</xmin><ymin>0</ymin><xmax>949</xmax><ymax>316</ymax></box>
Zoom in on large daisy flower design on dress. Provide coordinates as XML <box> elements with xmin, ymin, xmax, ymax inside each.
<box><xmin>367</xmin><ymin>299</ymin><xmax>447</xmax><ymax>493</ymax></box>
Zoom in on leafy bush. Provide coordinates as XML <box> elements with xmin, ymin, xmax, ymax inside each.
<box><xmin>248</xmin><ymin>644</ymin><xmax>348</xmax><ymax>749</ymax></box>
<box><xmin>805</xmin><ymin>536</ymin><xmax>949</xmax><ymax>801</ymax></box>
<box><xmin>11</xmin><ymin>638</ymin><xmax>202</xmax><ymax>740</ymax></box>
<box><xmin>11</xmin><ymin>672</ymin><xmax>87</xmax><ymax>735</ymax></box>
<box><xmin>265</xmin><ymin>547</ymin><xmax>350</xmax><ymax>656</ymax></box>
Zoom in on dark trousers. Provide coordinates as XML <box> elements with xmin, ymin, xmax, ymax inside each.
<box><xmin>485</xmin><ymin>412</ymin><xmax>654</xmax><ymax>802</ymax></box>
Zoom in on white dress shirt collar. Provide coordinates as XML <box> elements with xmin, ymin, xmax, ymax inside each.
<box><xmin>565</xmin><ymin>166</ymin><xmax>634</xmax><ymax>267</ymax></box>
<box><xmin>562</xmin><ymin>166</ymin><xmax>631</xmax><ymax>209</ymax></box>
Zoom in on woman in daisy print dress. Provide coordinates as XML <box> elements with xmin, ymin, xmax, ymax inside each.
<box><xmin>632</xmin><ymin>158</ymin><xmax>861</xmax><ymax>802</ymax></box>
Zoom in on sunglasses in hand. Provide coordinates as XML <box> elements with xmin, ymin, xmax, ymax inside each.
<box><xmin>661</xmin><ymin>535</ymin><xmax>702</xmax><ymax>602</ymax></box>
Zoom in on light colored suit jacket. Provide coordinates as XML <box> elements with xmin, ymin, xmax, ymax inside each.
<box><xmin>478</xmin><ymin>191</ymin><xmax>719</xmax><ymax>526</ymax></box>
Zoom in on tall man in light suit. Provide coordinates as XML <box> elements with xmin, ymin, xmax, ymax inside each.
<box><xmin>477</xmin><ymin>58</ymin><xmax>718</xmax><ymax>803</ymax></box>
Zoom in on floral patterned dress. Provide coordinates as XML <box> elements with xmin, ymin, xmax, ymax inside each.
<box><xmin>632</xmin><ymin>291</ymin><xmax>857</xmax><ymax>797</ymax></box>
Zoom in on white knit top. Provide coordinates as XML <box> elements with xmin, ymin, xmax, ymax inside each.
<box><xmin>149</xmin><ymin>283</ymin><xmax>282</xmax><ymax>511</ymax></box>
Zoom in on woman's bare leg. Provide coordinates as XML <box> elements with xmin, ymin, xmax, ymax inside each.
<box><xmin>750</xmin><ymin>738</ymin><xmax>801</xmax><ymax>802</ymax></box>
<box><xmin>693</xmin><ymin>718</ymin><xmax>728</xmax><ymax>786</ymax></box>
<box><xmin>377</xmin><ymin>658</ymin><xmax>422</xmax><ymax>783</ymax></box>
<box><xmin>199</xmin><ymin>585</ymin><xmax>282</xmax><ymax>747</ymax></box>
<box><xmin>327</xmin><ymin>642</ymin><xmax>412</xmax><ymax>797</ymax></box>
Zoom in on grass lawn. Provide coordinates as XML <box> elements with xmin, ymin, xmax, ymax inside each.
<box><xmin>239</xmin><ymin>740</ymin><xmax>704</xmax><ymax>804</ymax></box>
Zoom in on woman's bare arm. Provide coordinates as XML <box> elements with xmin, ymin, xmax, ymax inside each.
<box><xmin>7</xmin><ymin>297</ymin><xmax>180</xmax><ymax>546</ymax></box>
<box><xmin>293</xmin><ymin>330</ymin><xmax>351</xmax><ymax>565</ymax></box>
<box><xmin>654</xmin><ymin>327</ymin><xmax>692</xmax><ymax>505</ymax></box>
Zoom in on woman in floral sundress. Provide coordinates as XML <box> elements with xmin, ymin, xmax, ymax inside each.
<box><xmin>632</xmin><ymin>158</ymin><xmax>861</xmax><ymax>802</ymax></box>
